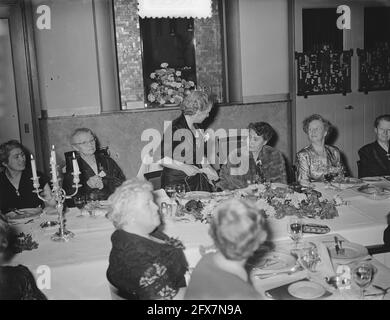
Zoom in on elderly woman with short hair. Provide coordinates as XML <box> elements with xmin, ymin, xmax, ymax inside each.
<box><xmin>296</xmin><ymin>114</ymin><xmax>344</xmax><ymax>184</ymax></box>
<box><xmin>217</xmin><ymin>122</ymin><xmax>287</xmax><ymax>190</ymax></box>
<box><xmin>184</xmin><ymin>199</ymin><xmax>268</xmax><ymax>300</ymax></box>
<box><xmin>62</xmin><ymin>127</ymin><xmax>126</xmax><ymax>204</ymax></box>
<box><xmin>160</xmin><ymin>90</ymin><xmax>218</xmax><ymax>192</ymax></box>
<box><xmin>0</xmin><ymin>140</ymin><xmax>51</xmax><ymax>214</ymax></box>
<box><xmin>106</xmin><ymin>179</ymin><xmax>188</xmax><ymax>300</ymax></box>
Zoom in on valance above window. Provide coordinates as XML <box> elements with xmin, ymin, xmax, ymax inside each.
<box><xmin>138</xmin><ymin>0</ymin><xmax>212</xmax><ymax>18</ymax></box>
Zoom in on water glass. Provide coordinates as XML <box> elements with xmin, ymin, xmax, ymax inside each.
<box><xmin>299</xmin><ymin>244</ymin><xmax>321</xmax><ymax>272</ymax></box>
<box><xmin>74</xmin><ymin>195</ymin><xmax>85</xmax><ymax>210</ymax></box>
<box><xmin>175</xmin><ymin>184</ymin><xmax>186</xmax><ymax>198</ymax></box>
<box><xmin>165</xmin><ymin>185</ymin><xmax>176</xmax><ymax>199</ymax></box>
<box><xmin>352</xmin><ymin>262</ymin><xmax>375</xmax><ymax>299</ymax></box>
<box><xmin>287</xmin><ymin>217</ymin><xmax>303</xmax><ymax>249</ymax></box>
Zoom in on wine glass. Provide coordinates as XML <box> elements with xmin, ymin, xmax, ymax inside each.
<box><xmin>165</xmin><ymin>185</ymin><xmax>176</xmax><ymax>199</ymax></box>
<box><xmin>74</xmin><ymin>195</ymin><xmax>85</xmax><ymax>210</ymax></box>
<box><xmin>287</xmin><ymin>216</ymin><xmax>303</xmax><ymax>249</ymax></box>
<box><xmin>175</xmin><ymin>184</ymin><xmax>186</xmax><ymax>198</ymax></box>
<box><xmin>352</xmin><ymin>262</ymin><xmax>375</xmax><ymax>299</ymax></box>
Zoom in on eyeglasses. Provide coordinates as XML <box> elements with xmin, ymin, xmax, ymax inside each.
<box><xmin>73</xmin><ymin>138</ymin><xmax>96</xmax><ymax>146</ymax></box>
<box><xmin>378</xmin><ymin>127</ymin><xmax>390</xmax><ymax>134</ymax></box>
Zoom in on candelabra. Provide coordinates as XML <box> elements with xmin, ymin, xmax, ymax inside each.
<box><xmin>31</xmin><ymin>147</ymin><xmax>81</xmax><ymax>242</ymax></box>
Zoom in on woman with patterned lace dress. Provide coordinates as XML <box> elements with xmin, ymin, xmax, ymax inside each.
<box><xmin>0</xmin><ymin>215</ymin><xmax>47</xmax><ymax>300</ymax></box>
<box><xmin>296</xmin><ymin>114</ymin><xmax>344</xmax><ymax>184</ymax></box>
<box><xmin>106</xmin><ymin>179</ymin><xmax>188</xmax><ymax>300</ymax></box>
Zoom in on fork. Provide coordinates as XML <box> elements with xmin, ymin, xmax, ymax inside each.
<box><xmin>254</xmin><ymin>265</ymin><xmax>304</xmax><ymax>279</ymax></box>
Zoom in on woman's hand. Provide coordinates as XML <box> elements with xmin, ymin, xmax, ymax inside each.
<box><xmin>87</xmin><ymin>175</ymin><xmax>104</xmax><ymax>189</ymax></box>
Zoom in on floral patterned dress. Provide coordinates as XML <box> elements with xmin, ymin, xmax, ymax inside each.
<box><xmin>106</xmin><ymin>228</ymin><xmax>188</xmax><ymax>300</ymax></box>
<box><xmin>296</xmin><ymin>144</ymin><xmax>343</xmax><ymax>183</ymax></box>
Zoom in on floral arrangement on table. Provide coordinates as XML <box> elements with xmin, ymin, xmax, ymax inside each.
<box><xmin>147</xmin><ymin>63</ymin><xmax>196</xmax><ymax>106</ymax></box>
<box><xmin>176</xmin><ymin>184</ymin><xmax>339</xmax><ymax>223</ymax></box>
<box><xmin>252</xmin><ymin>185</ymin><xmax>339</xmax><ymax>220</ymax></box>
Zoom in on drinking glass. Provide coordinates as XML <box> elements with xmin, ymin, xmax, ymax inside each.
<box><xmin>352</xmin><ymin>262</ymin><xmax>375</xmax><ymax>299</ymax></box>
<box><xmin>287</xmin><ymin>216</ymin><xmax>303</xmax><ymax>249</ymax></box>
<box><xmin>175</xmin><ymin>184</ymin><xmax>186</xmax><ymax>198</ymax></box>
<box><xmin>165</xmin><ymin>185</ymin><xmax>176</xmax><ymax>199</ymax></box>
<box><xmin>74</xmin><ymin>195</ymin><xmax>85</xmax><ymax>210</ymax></box>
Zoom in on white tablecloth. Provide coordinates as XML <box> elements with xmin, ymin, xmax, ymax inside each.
<box><xmin>7</xmin><ymin>180</ymin><xmax>390</xmax><ymax>299</ymax></box>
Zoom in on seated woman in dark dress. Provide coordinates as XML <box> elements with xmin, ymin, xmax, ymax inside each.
<box><xmin>0</xmin><ymin>215</ymin><xmax>47</xmax><ymax>300</ymax></box>
<box><xmin>160</xmin><ymin>91</ymin><xmax>218</xmax><ymax>192</ymax></box>
<box><xmin>217</xmin><ymin>122</ymin><xmax>287</xmax><ymax>190</ymax></box>
<box><xmin>62</xmin><ymin>128</ymin><xmax>126</xmax><ymax>205</ymax></box>
<box><xmin>106</xmin><ymin>179</ymin><xmax>188</xmax><ymax>300</ymax></box>
<box><xmin>0</xmin><ymin>140</ymin><xmax>52</xmax><ymax>214</ymax></box>
<box><xmin>184</xmin><ymin>199</ymin><xmax>268</xmax><ymax>300</ymax></box>
<box><xmin>358</xmin><ymin>114</ymin><xmax>390</xmax><ymax>178</ymax></box>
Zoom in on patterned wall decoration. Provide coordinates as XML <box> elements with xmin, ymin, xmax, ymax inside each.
<box><xmin>357</xmin><ymin>43</ymin><xmax>390</xmax><ymax>93</ymax></box>
<box><xmin>295</xmin><ymin>47</ymin><xmax>353</xmax><ymax>98</ymax></box>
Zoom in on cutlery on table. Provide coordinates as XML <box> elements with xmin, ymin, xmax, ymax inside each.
<box><xmin>371</xmin><ymin>285</ymin><xmax>390</xmax><ymax>298</ymax></box>
<box><xmin>254</xmin><ymin>265</ymin><xmax>304</xmax><ymax>279</ymax></box>
<box><xmin>334</xmin><ymin>236</ymin><xmax>340</xmax><ymax>255</ymax></box>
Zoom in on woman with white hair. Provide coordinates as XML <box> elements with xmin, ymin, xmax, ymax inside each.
<box><xmin>63</xmin><ymin>128</ymin><xmax>126</xmax><ymax>204</ymax></box>
<box><xmin>106</xmin><ymin>179</ymin><xmax>188</xmax><ymax>300</ymax></box>
<box><xmin>184</xmin><ymin>199</ymin><xmax>268</xmax><ymax>300</ymax></box>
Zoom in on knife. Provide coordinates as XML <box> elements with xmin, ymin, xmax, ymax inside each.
<box><xmin>334</xmin><ymin>236</ymin><xmax>340</xmax><ymax>255</ymax></box>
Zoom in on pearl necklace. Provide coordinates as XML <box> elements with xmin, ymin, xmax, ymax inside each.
<box><xmin>5</xmin><ymin>170</ymin><xmax>21</xmax><ymax>196</ymax></box>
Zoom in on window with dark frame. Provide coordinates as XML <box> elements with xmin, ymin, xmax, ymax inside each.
<box><xmin>139</xmin><ymin>18</ymin><xmax>197</xmax><ymax>106</ymax></box>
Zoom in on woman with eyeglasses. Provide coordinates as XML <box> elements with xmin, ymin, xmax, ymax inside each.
<box><xmin>358</xmin><ymin>114</ymin><xmax>390</xmax><ymax>178</ymax></box>
<box><xmin>0</xmin><ymin>140</ymin><xmax>52</xmax><ymax>214</ymax></box>
<box><xmin>62</xmin><ymin>128</ymin><xmax>126</xmax><ymax>204</ymax></box>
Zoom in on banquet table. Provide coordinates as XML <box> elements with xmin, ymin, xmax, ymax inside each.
<box><xmin>6</xmin><ymin>178</ymin><xmax>390</xmax><ymax>299</ymax></box>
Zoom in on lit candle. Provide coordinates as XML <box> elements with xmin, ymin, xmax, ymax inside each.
<box><xmin>50</xmin><ymin>145</ymin><xmax>57</xmax><ymax>165</ymax></box>
<box><xmin>72</xmin><ymin>152</ymin><xmax>80</xmax><ymax>175</ymax></box>
<box><xmin>30</xmin><ymin>154</ymin><xmax>38</xmax><ymax>180</ymax></box>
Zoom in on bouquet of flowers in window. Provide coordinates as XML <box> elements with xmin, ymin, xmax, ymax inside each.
<box><xmin>147</xmin><ymin>63</ymin><xmax>195</xmax><ymax>106</ymax></box>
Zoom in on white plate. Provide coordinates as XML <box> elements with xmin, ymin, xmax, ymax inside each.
<box><xmin>253</xmin><ymin>250</ymin><xmax>297</xmax><ymax>274</ymax></box>
<box><xmin>183</xmin><ymin>191</ymin><xmax>211</xmax><ymax>200</ymax></box>
<box><xmin>361</xmin><ymin>177</ymin><xmax>382</xmax><ymax>182</ymax></box>
<box><xmin>326</xmin><ymin>241</ymin><xmax>368</xmax><ymax>260</ymax></box>
<box><xmin>288</xmin><ymin>281</ymin><xmax>326</xmax><ymax>299</ymax></box>
<box><xmin>7</xmin><ymin>208</ymin><xmax>42</xmax><ymax>220</ymax></box>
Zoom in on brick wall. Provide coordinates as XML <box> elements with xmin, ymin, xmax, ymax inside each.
<box><xmin>195</xmin><ymin>0</ymin><xmax>223</xmax><ymax>101</ymax></box>
<box><xmin>113</xmin><ymin>0</ymin><xmax>224</xmax><ymax>108</ymax></box>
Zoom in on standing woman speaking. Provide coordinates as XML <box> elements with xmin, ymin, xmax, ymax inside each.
<box><xmin>160</xmin><ymin>91</ymin><xmax>218</xmax><ymax>192</ymax></box>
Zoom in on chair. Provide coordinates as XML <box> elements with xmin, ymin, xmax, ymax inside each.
<box><xmin>357</xmin><ymin>160</ymin><xmax>362</xmax><ymax>178</ymax></box>
<box><xmin>144</xmin><ymin>170</ymin><xmax>163</xmax><ymax>190</ymax></box>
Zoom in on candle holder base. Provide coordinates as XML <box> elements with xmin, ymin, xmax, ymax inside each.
<box><xmin>51</xmin><ymin>229</ymin><xmax>75</xmax><ymax>242</ymax></box>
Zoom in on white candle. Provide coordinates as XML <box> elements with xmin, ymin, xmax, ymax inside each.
<box><xmin>50</xmin><ymin>145</ymin><xmax>57</xmax><ymax>165</ymax></box>
<box><xmin>72</xmin><ymin>152</ymin><xmax>80</xmax><ymax>175</ymax></box>
<box><xmin>51</xmin><ymin>162</ymin><xmax>58</xmax><ymax>186</ymax></box>
<box><xmin>30</xmin><ymin>154</ymin><xmax>38</xmax><ymax>180</ymax></box>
